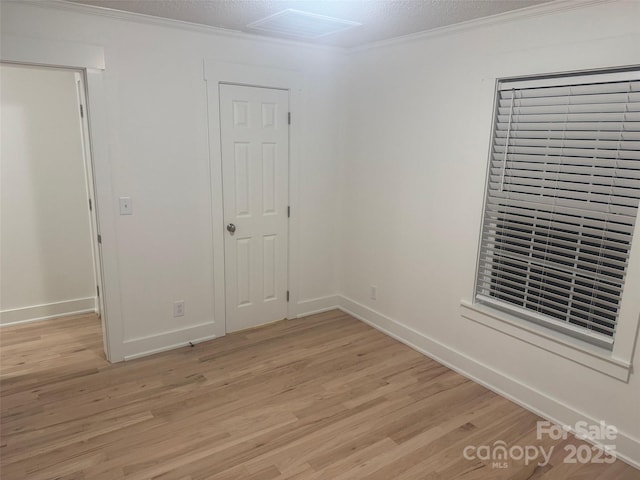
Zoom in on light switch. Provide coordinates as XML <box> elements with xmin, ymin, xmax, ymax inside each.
<box><xmin>119</xmin><ymin>197</ymin><xmax>132</xmax><ymax>215</ymax></box>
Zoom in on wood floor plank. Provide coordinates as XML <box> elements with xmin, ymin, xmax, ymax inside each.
<box><xmin>1</xmin><ymin>311</ymin><xmax>637</xmax><ymax>479</ymax></box>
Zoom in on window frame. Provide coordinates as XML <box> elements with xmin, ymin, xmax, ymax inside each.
<box><xmin>466</xmin><ymin>67</ymin><xmax>640</xmax><ymax>382</ymax></box>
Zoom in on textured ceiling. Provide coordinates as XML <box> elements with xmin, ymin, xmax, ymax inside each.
<box><xmin>66</xmin><ymin>0</ymin><xmax>554</xmax><ymax>48</ymax></box>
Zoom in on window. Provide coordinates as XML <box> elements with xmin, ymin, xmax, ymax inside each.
<box><xmin>475</xmin><ymin>69</ymin><xmax>640</xmax><ymax>350</ymax></box>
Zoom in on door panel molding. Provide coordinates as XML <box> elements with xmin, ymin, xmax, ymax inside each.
<box><xmin>205</xmin><ymin>61</ymin><xmax>304</xmax><ymax>333</ymax></box>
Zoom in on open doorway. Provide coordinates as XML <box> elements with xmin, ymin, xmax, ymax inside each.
<box><xmin>0</xmin><ymin>63</ymin><xmax>105</xmax><ymax>355</ymax></box>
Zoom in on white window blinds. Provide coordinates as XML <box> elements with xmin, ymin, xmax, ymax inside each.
<box><xmin>476</xmin><ymin>70</ymin><xmax>640</xmax><ymax>348</ymax></box>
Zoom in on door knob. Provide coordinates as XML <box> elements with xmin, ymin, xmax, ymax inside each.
<box><xmin>226</xmin><ymin>223</ymin><xmax>236</xmax><ymax>234</ymax></box>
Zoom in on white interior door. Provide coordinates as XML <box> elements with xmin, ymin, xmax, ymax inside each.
<box><xmin>219</xmin><ymin>84</ymin><xmax>289</xmax><ymax>332</ymax></box>
<box><xmin>74</xmin><ymin>72</ymin><xmax>105</xmax><ymax>321</ymax></box>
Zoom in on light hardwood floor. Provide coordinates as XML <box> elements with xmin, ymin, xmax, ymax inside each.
<box><xmin>0</xmin><ymin>310</ymin><xmax>637</xmax><ymax>479</ymax></box>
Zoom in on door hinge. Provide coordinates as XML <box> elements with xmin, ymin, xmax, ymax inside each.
<box><xmin>88</xmin><ymin>198</ymin><xmax>92</xmax><ymax>211</ymax></box>
<box><xmin>97</xmin><ymin>234</ymin><xmax>102</xmax><ymax>244</ymax></box>
<box><xmin>97</xmin><ymin>285</ymin><xmax>100</xmax><ymax>297</ymax></box>
<box><xmin>80</xmin><ymin>104</ymin><xmax>84</xmax><ymax>118</ymax></box>
<box><xmin>287</xmin><ymin>206</ymin><xmax>290</xmax><ymax>218</ymax></box>
<box><xmin>288</xmin><ymin>112</ymin><xmax>291</xmax><ymax>125</ymax></box>
<box><xmin>286</xmin><ymin>290</ymin><xmax>290</xmax><ymax>302</ymax></box>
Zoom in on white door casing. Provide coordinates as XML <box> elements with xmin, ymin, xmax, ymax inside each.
<box><xmin>0</xmin><ymin>35</ymin><xmax>123</xmax><ymax>361</ymax></box>
<box><xmin>219</xmin><ymin>84</ymin><xmax>289</xmax><ymax>332</ymax></box>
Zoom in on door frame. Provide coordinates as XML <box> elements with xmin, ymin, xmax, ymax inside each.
<box><xmin>1</xmin><ymin>35</ymin><xmax>125</xmax><ymax>361</ymax></box>
<box><xmin>205</xmin><ymin>61</ymin><xmax>303</xmax><ymax>333</ymax></box>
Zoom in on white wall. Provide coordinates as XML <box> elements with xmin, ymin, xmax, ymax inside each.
<box><xmin>1</xmin><ymin>64</ymin><xmax>96</xmax><ymax>325</ymax></box>
<box><xmin>341</xmin><ymin>0</ymin><xmax>640</xmax><ymax>466</ymax></box>
<box><xmin>0</xmin><ymin>2</ymin><xmax>344</xmax><ymax>354</ymax></box>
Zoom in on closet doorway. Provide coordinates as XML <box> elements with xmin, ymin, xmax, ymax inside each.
<box><xmin>0</xmin><ymin>63</ymin><xmax>105</xmax><ymax>353</ymax></box>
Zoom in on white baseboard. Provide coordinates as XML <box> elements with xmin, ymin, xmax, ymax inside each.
<box><xmin>337</xmin><ymin>295</ymin><xmax>640</xmax><ymax>469</ymax></box>
<box><xmin>123</xmin><ymin>322</ymin><xmax>220</xmax><ymax>361</ymax></box>
<box><xmin>123</xmin><ymin>296</ymin><xmax>340</xmax><ymax>361</ymax></box>
<box><xmin>0</xmin><ymin>297</ymin><xmax>96</xmax><ymax>326</ymax></box>
<box><xmin>295</xmin><ymin>295</ymin><xmax>341</xmax><ymax>318</ymax></box>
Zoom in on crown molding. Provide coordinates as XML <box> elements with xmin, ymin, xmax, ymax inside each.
<box><xmin>5</xmin><ymin>0</ymin><xmax>346</xmax><ymax>55</ymax></box>
<box><xmin>347</xmin><ymin>0</ymin><xmax>617</xmax><ymax>54</ymax></box>
<box><xmin>4</xmin><ymin>0</ymin><xmax>617</xmax><ymax>56</ymax></box>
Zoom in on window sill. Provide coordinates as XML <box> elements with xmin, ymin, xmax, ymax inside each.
<box><xmin>460</xmin><ymin>300</ymin><xmax>632</xmax><ymax>382</ymax></box>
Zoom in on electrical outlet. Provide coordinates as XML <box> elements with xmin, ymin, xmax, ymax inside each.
<box><xmin>173</xmin><ymin>300</ymin><xmax>185</xmax><ymax>317</ymax></box>
<box><xmin>370</xmin><ymin>285</ymin><xmax>377</xmax><ymax>300</ymax></box>
<box><xmin>119</xmin><ymin>196</ymin><xmax>132</xmax><ymax>215</ymax></box>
